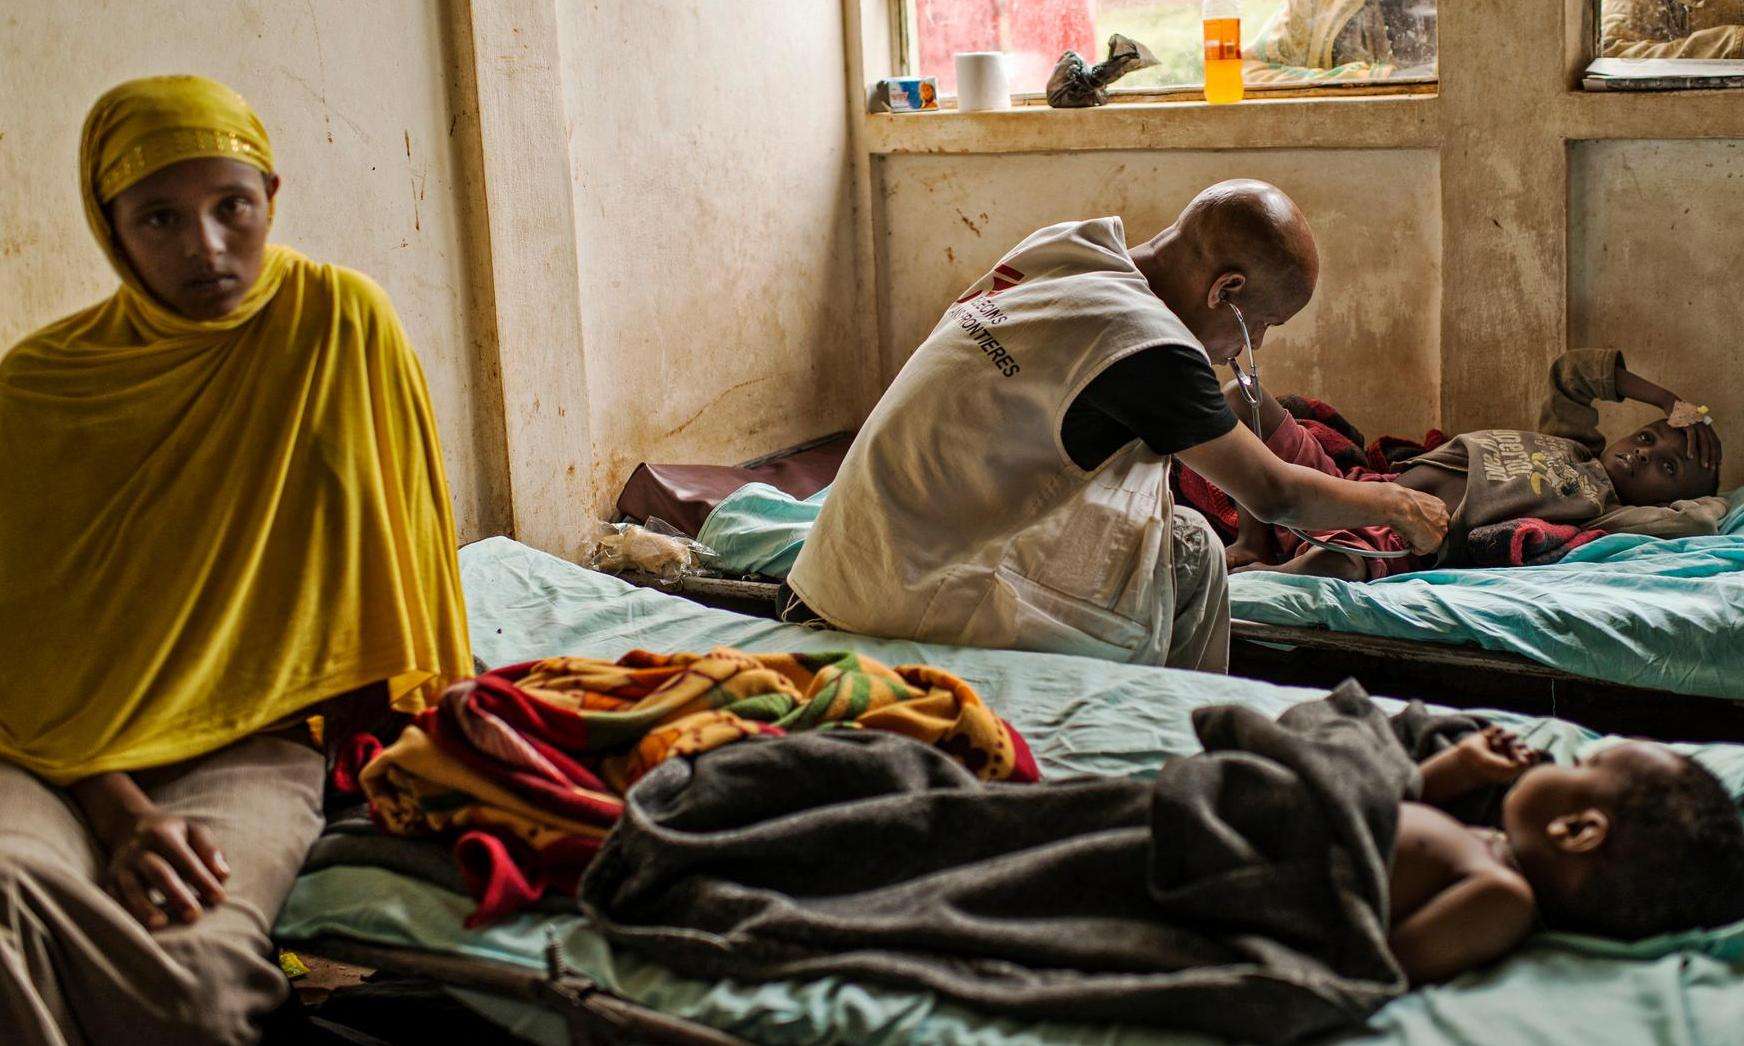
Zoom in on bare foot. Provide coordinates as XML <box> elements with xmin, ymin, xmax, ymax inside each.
<box><xmin>1224</xmin><ymin>542</ymin><xmax>1270</xmax><ymax>571</ymax></box>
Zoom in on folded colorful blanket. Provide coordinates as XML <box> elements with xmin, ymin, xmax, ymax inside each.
<box><xmin>1466</xmin><ymin>517</ymin><xmax>1608</xmax><ymax>568</ymax></box>
<box><xmin>358</xmin><ymin>647</ymin><xmax>1038</xmax><ymax>923</ymax></box>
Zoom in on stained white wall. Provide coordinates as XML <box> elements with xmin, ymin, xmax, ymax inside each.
<box><xmin>877</xmin><ymin>150</ymin><xmax>1443</xmax><ymax>445</ymax></box>
<box><xmin>0</xmin><ymin>1</ymin><xmax>510</xmax><ymax>540</ymax></box>
<box><xmin>556</xmin><ymin>0</ymin><xmax>869</xmax><ymax>509</ymax></box>
<box><xmin>1571</xmin><ymin>139</ymin><xmax>1744</xmax><ymax>490</ymax></box>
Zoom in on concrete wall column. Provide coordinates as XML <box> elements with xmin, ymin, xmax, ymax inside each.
<box><xmin>462</xmin><ymin>0</ymin><xmax>596</xmax><ymax>559</ymax></box>
<box><xmin>1435</xmin><ymin>1</ymin><xmax>1572</xmax><ymax>434</ymax></box>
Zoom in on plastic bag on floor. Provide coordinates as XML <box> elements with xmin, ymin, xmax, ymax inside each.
<box><xmin>586</xmin><ymin>518</ymin><xmax>718</xmax><ymax>582</ymax></box>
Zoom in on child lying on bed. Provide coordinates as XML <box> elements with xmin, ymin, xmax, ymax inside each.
<box><xmin>1223</xmin><ymin>349</ymin><xmax>1727</xmax><ymax>579</ymax></box>
<box><xmin>1393</xmin><ymin>725</ymin><xmax>1744</xmax><ymax>983</ymax></box>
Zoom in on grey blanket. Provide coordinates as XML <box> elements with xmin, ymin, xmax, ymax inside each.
<box><xmin>579</xmin><ymin>682</ymin><xmax>1487</xmax><ymax>1043</ymax></box>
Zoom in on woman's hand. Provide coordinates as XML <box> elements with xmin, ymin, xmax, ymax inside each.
<box><xmin>103</xmin><ymin>811</ymin><xmax>229</xmax><ymax>929</ymax></box>
<box><xmin>1387</xmin><ymin>486</ymin><xmax>1449</xmax><ymax>555</ymax></box>
<box><xmin>71</xmin><ymin>771</ymin><xmax>227</xmax><ymax>929</ymax></box>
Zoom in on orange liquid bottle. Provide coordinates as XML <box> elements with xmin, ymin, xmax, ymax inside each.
<box><xmin>1203</xmin><ymin>1</ymin><xmax>1243</xmax><ymax>104</ymax></box>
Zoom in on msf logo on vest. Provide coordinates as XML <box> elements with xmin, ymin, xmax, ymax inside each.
<box><xmin>951</xmin><ymin>264</ymin><xmax>1024</xmax><ymax>378</ymax></box>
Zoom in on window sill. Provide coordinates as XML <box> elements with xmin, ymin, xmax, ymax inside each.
<box><xmin>1560</xmin><ymin>87</ymin><xmax>1744</xmax><ymax>139</ymax></box>
<box><xmin>866</xmin><ymin>90</ymin><xmax>1442</xmax><ymax>155</ymax></box>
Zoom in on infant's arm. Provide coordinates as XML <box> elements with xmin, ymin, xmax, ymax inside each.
<box><xmin>1417</xmin><ymin>725</ymin><xmax>1544</xmax><ymax>805</ymax></box>
<box><xmin>1389</xmin><ymin>803</ymin><xmax>1536</xmax><ymax>984</ymax></box>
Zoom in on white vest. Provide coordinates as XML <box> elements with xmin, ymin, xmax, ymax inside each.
<box><xmin>788</xmin><ymin>218</ymin><xmax>1206</xmax><ymax>663</ymax></box>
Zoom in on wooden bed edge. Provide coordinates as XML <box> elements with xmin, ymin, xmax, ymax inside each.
<box><xmin>1229</xmin><ymin>619</ymin><xmax>1581</xmax><ymax>682</ymax></box>
<box><xmin>286</xmin><ymin>935</ymin><xmax>747</xmax><ymax>1046</ymax></box>
<box><xmin>1229</xmin><ymin>620</ymin><xmax>1744</xmax><ymax>743</ymax></box>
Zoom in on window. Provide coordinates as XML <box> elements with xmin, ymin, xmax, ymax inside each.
<box><xmin>1584</xmin><ymin>1</ymin><xmax>1744</xmax><ymax>91</ymax></box>
<box><xmin>1598</xmin><ymin>0</ymin><xmax>1744</xmax><ymax>60</ymax></box>
<box><xmin>906</xmin><ymin>0</ymin><xmax>1438</xmax><ymax>99</ymax></box>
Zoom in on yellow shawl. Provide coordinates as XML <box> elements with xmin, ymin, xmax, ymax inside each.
<box><xmin>0</xmin><ymin>76</ymin><xmax>471</xmax><ymax>784</ymax></box>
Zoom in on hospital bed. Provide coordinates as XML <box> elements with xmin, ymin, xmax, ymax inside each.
<box><xmin>275</xmin><ymin>537</ymin><xmax>1744</xmax><ymax>1045</ymax></box>
<box><xmin>1224</xmin><ymin>490</ymin><xmax>1744</xmax><ymax>738</ymax></box>
<box><xmin>614</xmin><ymin>441</ymin><xmax>1744</xmax><ymax>733</ymax></box>
<box><xmin>617</xmin><ymin>432</ymin><xmax>1744</xmax><ymax>718</ymax></box>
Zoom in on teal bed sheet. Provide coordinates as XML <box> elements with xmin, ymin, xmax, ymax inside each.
<box><xmin>1230</xmin><ymin>490</ymin><xmax>1744</xmax><ymax>700</ymax></box>
<box><xmin>696</xmin><ymin>481</ymin><xmax>827</xmax><ymax>579</ymax></box>
<box><xmin>277</xmin><ymin>537</ymin><xmax>1744</xmax><ymax>1045</ymax></box>
<box><xmin>693</xmin><ymin>481</ymin><xmax>1744</xmax><ymax>699</ymax></box>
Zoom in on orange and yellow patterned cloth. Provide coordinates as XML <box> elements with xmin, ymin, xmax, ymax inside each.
<box><xmin>359</xmin><ymin>647</ymin><xmax>1038</xmax><ymax>923</ymax></box>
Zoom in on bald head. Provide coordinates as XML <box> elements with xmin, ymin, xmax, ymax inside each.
<box><xmin>1132</xmin><ymin>179</ymin><xmax>1320</xmax><ymax>362</ymax></box>
<box><xmin>1177</xmin><ymin>179</ymin><xmax>1319</xmax><ymax>316</ymax></box>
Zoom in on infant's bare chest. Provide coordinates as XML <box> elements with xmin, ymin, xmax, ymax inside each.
<box><xmin>1389</xmin><ymin>802</ymin><xmax>1511</xmax><ymax>922</ymax></box>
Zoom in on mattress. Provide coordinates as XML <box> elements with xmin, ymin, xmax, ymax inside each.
<box><xmin>1230</xmin><ymin>490</ymin><xmax>1744</xmax><ymax>700</ymax></box>
<box><xmin>277</xmin><ymin>538</ymin><xmax>1744</xmax><ymax>1045</ymax></box>
<box><xmin>692</xmin><ymin>479</ymin><xmax>1744</xmax><ymax>699</ymax></box>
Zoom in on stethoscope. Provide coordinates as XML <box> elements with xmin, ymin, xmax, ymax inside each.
<box><xmin>1226</xmin><ymin>300</ymin><xmax>1414</xmax><ymax>561</ymax></box>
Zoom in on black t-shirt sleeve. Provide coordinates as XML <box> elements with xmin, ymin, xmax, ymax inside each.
<box><xmin>1059</xmin><ymin>344</ymin><xmax>1239</xmax><ymax>471</ymax></box>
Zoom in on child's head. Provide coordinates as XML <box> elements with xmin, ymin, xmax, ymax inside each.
<box><xmin>1602</xmin><ymin>420</ymin><xmax>1722</xmax><ymax>506</ymax></box>
<box><xmin>1503</xmin><ymin>740</ymin><xmax>1744</xmax><ymax>939</ymax></box>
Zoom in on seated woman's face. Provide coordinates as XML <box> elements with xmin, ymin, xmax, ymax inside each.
<box><xmin>107</xmin><ymin>157</ymin><xmax>278</xmax><ymax>320</ymax></box>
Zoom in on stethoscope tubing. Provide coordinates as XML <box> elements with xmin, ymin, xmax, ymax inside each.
<box><xmin>1225</xmin><ymin>301</ymin><xmax>1415</xmax><ymax>561</ymax></box>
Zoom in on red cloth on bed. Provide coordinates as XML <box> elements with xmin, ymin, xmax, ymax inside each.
<box><xmin>1465</xmin><ymin>518</ymin><xmax>1607</xmax><ymax>567</ymax></box>
<box><xmin>615</xmin><ymin>432</ymin><xmax>853</xmax><ymax>536</ymax></box>
<box><xmin>1255</xmin><ymin>413</ymin><xmax>1422</xmax><ymax>580</ymax></box>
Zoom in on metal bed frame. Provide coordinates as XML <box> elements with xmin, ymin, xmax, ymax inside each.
<box><xmin>291</xmin><ymin>933</ymin><xmax>745</xmax><ymax>1046</ymax></box>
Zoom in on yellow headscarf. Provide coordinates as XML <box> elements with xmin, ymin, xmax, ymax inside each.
<box><xmin>0</xmin><ymin>75</ymin><xmax>472</xmax><ymax>784</ymax></box>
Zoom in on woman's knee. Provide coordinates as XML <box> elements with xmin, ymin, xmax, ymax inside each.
<box><xmin>148</xmin><ymin>915</ymin><xmax>289</xmax><ymax>1045</ymax></box>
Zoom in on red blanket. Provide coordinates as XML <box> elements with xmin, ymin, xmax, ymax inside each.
<box><xmin>1465</xmin><ymin>518</ymin><xmax>1607</xmax><ymax>568</ymax></box>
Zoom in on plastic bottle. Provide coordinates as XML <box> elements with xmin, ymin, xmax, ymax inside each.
<box><xmin>1202</xmin><ymin>0</ymin><xmax>1244</xmax><ymax>104</ymax></box>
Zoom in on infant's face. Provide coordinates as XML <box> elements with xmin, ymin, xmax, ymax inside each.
<box><xmin>1503</xmin><ymin>740</ymin><xmax>1683</xmax><ymax>840</ymax></box>
<box><xmin>1602</xmin><ymin>421</ymin><xmax>1717</xmax><ymax>505</ymax></box>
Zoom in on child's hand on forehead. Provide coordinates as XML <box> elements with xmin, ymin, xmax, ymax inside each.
<box><xmin>1453</xmin><ymin>725</ymin><xmax>1547</xmax><ymax>785</ymax></box>
<box><xmin>1666</xmin><ymin>401</ymin><xmax>1721</xmax><ymax>473</ymax></box>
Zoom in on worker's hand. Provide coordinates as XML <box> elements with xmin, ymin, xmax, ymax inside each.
<box><xmin>1387</xmin><ymin>486</ymin><xmax>1449</xmax><ymax>555</ymax></box>
<box><xmin>103</xmin><ymin>810</ymin><xmax>229</xmax><ymax>929</ymax></box>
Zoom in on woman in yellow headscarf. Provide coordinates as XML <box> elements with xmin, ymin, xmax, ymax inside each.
<box><xmin>0</xmin><ymin>75</ymin><xmax>470</xmax><ymax>1044</ymax></box>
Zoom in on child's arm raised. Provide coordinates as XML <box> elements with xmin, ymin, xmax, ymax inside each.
<box><xmin>1614</xmin><ymin>365</ymin><xmax>1722</xmax><ymax>471</ymax></box>
<box><xmin>1540</xmin><ymin>350</ymin><xmax>1720</xmax><ymax>468</ymax></box>
<box><xmin>1538</xmin><ymin>349</ymin><xmax>1628</xmax><ymax>453</ymax></box>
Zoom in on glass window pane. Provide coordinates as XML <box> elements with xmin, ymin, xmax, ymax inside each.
<box><xmin>909</xmin><ymin>1</ymin><xmax>1438</xmax><ymax>96</ymax></box>
<box><xmin>1598</xmin><ymin>0</ymin><xmax>1744</xmax><ymax>60</ymax></box>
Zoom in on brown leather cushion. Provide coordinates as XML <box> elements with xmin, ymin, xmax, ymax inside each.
<box><xmin>615</xmin><ymin>432</ymin><xmax>854</xmax><ymax>538</ymax></box>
